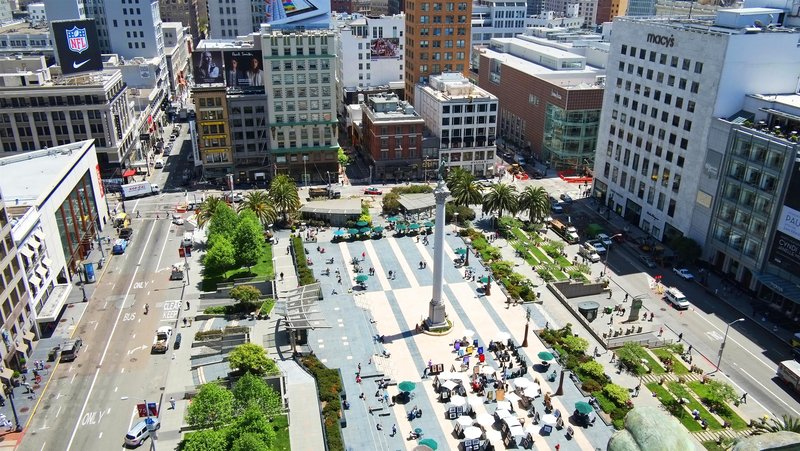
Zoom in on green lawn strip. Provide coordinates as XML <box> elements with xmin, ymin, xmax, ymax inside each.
<box><xmin>629</xmin><ymin>347</ymin><xmax>666</xmax><ymax>375</ymax></box>
<box><xmin>651</xmin><ymin>348</ymin><xmax>690</xmax><ymax>375</ymax></box>
<box><xmin>201</xmin><ymin>244</ymin><xmax>274</xmax><ymax>291</ymax></box>
<box><xmin>511</xmin><ymin>241</ymin><xmax>539</xmax><ymax>265</ymax></box>
<box><xmin>511</xmin><ymin>227</ymin><xmax>529</xmax><ymax>242</ymax></box>
<box><xmin>686</xmin><ymin>381</ymin><xmax>749</xmax><ymax>430</ymax></box>
<box><xmin>556</xmin><ymin>255</ymin><xmax>572</xmax><ymax>267</ymax></box>
<box><xmin>261</xmin><ymin>298</ymin><xmax>276</xmax><ymax>315</ymax></box>
<box><xmin>271</xmin><ymin>414</ymin><xmax>291</xmax><ymax>450</ymax></box>
<box><xmin>645</xmin><ymin>382</ymin><xmax>703</xmax><ymax>432</ymax></box>
<box><xmin>552</xmin><ymin>269</ymin><xmax>569</xmax><ymax>280</ymax></box>
<box><xmin>530</xmin><ymin>247</ymin><xmax>552</xmax><ymax>264</ymax></box>
<box><xmin>667</xmin><ymin>382</ymin><xmax>722</xmax><ymax>430</ymax></box>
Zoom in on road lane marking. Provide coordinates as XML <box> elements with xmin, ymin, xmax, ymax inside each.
<box><xmin>39</xmin><ymin>443</ymin><xmax>46</xmax><ymax>451</ymax></box>
<box><xmin>56</xmin><ymin>406</ymin><xmax>61</xmax><ymax>418</ymax></box>
<box><xmin>66</xmin><ymin>219</ymin><xmax>158</xmax><ymax>451</ymax></box>
<box><xmin>71</xmin><ymin>374</ymin><xmax>76</xmax><ymax>384</ymax></box>
<box><xmin>737</xmin><ymin>366</ymin><xmax>800</xmax><ymax>416</ymax></box>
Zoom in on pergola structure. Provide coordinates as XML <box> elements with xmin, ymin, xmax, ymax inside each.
<box><xmin>275</xmin><ymin>283</ymin><xmax>330</xmax><ymax>352</ymax></box>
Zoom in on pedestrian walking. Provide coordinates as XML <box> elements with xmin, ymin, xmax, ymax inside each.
<box><xmin>186</xmin><ymin>301</ymin><xmax>190</xmax><ymax>311</ymax></box>
<box><xmin>625</xmin><ymin>293</ymin><xmax>629</xmax><ymax>301</ymax></box>
<box><xmin>687</xmin><ymin>344</ymin><xmax>693</xmax><ymax>354</ymax></box>
<box><xmin>358</xmin><ymin>363</ymin><xmax>362</xmax><ymax>372</ymax></box>
<box><xmin>183</xmin><ymin>317</ymin><xmax>188</xmax><ymax>327</ymax></box>
<box><xmin>362</xmin><ymin>251</ymin><xmax>366</xmax><ymax>261</ymax></box>
<box><xmin>678</xmin><ymin>332</ymin><xmax>683</xmax><ymax>342</ymax></box>
<box><xmin>659</xmin><ymin>327</ymin><xmax>664</xmax><ymax>337</ymax></box>
<box><xmin>170</xmin><ymin>396</ymin><xmax>176</xmax><ymax>409</ymax></box>
<box><xmin>741</xmin><ymin>392</ymin><xmax>747</xmax><ymax>404</ymax></box>
<box><xmin>280</xmin><ymin>272</ymin><xmax>284</xmax><ymax>281</ymax></box>
<box><xmin>391</xmin><ymin>424</ymin><xmax>397</xmax><ymax>437</ymax></box>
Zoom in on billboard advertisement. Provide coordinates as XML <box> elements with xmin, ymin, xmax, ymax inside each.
<box><xmin>371</xmin><ymin>38</ymin><xmax>401</xmax><ymax>59</ymax></box>
<box><xmin>769</xmin><ymin>162</ymin><xmax>800</xmax><ymax>276</ymax></box>
<box><xmin>192</xmin><ymin>51</ymin><xmax>224</xmax><ymax>85</ymax></box>
<box><xmin>224</xmin><ymin>50</ymin><xmax>264</xmax><ymax>91</ymax></box>
<box><xmin>52</xmin><ymin>19</ymin><xmax>104</xmax><ymax>75</ymax></box>
<box><xmin>265</xmin><ymin>0</ymin><xmax>331</xmax><ymax>27</ymax></box>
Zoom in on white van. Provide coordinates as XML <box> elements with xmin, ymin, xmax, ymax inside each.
<box><xmin>578</xmin><ymin>244</ymin><xmax>601</xmax><ymax>263</ymax></box>
<box><xmin>124</xmin><ymin>418</ymin><xmax>160</xmax><ymax>447</ymax></box>
<box><xmin>181</xmin><ymin>232</ymin><xmax>193</xmax><ymax>248</ymax></box>
<box><xmin>664</xmin><ymin>287</ymin><xmax>690</xmax><ymax>310</ymax></box>
<box><xmin>154</xmin><ymin>159</ymin><xmax>164</xmax><ymax>169</ymax></box>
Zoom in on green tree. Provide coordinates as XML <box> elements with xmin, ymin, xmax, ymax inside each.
<box><xmin>229</xmin><ymin>343</ymin><xmax>279</xmax><ymax>376</ymax></box>
<box><xmin>269</xmin><ymin>174</ymin><xmax>301</xmax><ymax>223</ymax></box>
<box><xmin>518</xmin><ymin>186</ymin><xmax>550</xmax><ymax>223</ymax></box>
<box><xmin>230</xmin><ymin>285</ymin><xmax>262</xmax><ymax>305</ymax></box>
<box><xmin>450</xmin><ymin>175</ymin><xmax>482</xmax><ymax>207</ymax></box>
<box><xmin>754</xmin><ymin>415</ymin><xmax>800</xmax><ymax>435</ymax></box>
<box><xmin>187</xmin><ymin>383</ymin><xmax>234</xmax><ymax>429</ymax></box>
<box><xmin>561</xmin><ymin>334</ymin><xmax>589</xmax><ymax>354</ymax></box>
<box><xmin>445</xmin><ymin>167</ymin><xmax>472</xmax><ymax>190</ymax></box>
<box><xmin>669</xmin><ymin>236</ymin><xmax>702</xmax><ymax>265</ymax></box>
<box><xmin>617</xmin><ymin>342</ymin><xmax>647</xmax><ymax>377</ymax></box>
<box><xmin>579</xmin><ymin>361</ymin><xmax>605</xmax><ymax>380</ymax></box>
<box><xmin>230</xmin><ymin>405</ymin><xmax>277</xmax><ymax>448</ymax></box>
<box><xmin>232</xmin><ymin>372</ymin><xmax>283</xmax><ymax>418</ymax></box>
<box><xmin>234</xmin><ymin>211</ymin><xmax>266</xmax><ymax>270</ymax></box>
<box><xmin>181</xmin><ymin>429</ymin><xmax>227</xmax><ymax>451</ymax></box>
<box><xmin>208</xmin><ymin>203</ymin><xmax>239</xmax><ymax>243</ymax></box>
<box><xmin>337</xmin><ymin>147</ymin><xmax>350</xmax><ymax>166</ymax></box>
<box><xmin>702</xmin><ymin>379</ymin><xmax>738</xmax><ymax>411</ymax></box>
<box><xmin>204</xmin><ymin>236</ymin><xmax>236</xmax><ymax>273</ymax></box>
<box><xmin>197</xmin><ymin>196</ymin><xmax>224</xmax><ymax>229</ymax></box>
<box><xmin>603</xmin><ymin>383</ymin><xmax>630</xmax><ymax>407</ymax></box>
<box><xmin>382</xmin><ymin>192</ymin><xmax>401</xmax><ymax>214</ymax></box>
<box><xmin>231</xmin><ymin>432</ymin><xmax>271</xmax><ymax>451</ymax></box>
<box><xmin>239</xmin><ymin>190</ymin><xmax>277</xmax><ymax>227</ymax></box>
<box><xmin>482</xmin><ymin>183</ymin><xmax>518</xmax><ymax>218</ymax></box>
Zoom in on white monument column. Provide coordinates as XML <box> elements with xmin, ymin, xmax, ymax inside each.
<box><xmin>427</xmin><ymin>177</ymin><xmax>449</xmax><ymax>328</ymax></box>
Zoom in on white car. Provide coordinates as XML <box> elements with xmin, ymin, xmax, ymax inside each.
<box><xmin>673</xmin><ymin>268</ymin><xmax>695</xmax><ymax>280</ymax></box>
<box><xmin>596</xmin><ymin>233</ymin><xmax>613</xmax><ymax>247</ymax></box>
<box><xmin>154</xmin><ymin>159</ymin><xmax>164</xmax><ymax>169</ymax></box>
<box><xmin>589</xmin><ymin>240</ymin><xmax>607</xmax><ymax>254</ymax></box>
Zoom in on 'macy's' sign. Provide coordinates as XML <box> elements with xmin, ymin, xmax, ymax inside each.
<box><xmin>646</xmin><ymin>33</ymin><xmax>675</xmax><ymax>48</ymax></box>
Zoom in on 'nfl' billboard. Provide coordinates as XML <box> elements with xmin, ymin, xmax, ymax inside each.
<box><xmin>52</xmin><ymin>19</ymin><xmax>103</xmax><ymax>76</ymax></box>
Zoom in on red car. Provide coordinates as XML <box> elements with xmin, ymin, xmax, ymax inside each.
<box><xmin>364</xmin><ymin>187</ymin><xmax>383</xmax><ymax>195</ymax></box>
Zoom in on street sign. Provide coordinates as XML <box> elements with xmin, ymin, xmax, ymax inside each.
<box><xmin>136</xmin><ymin>403</ymin><xmax>147</xmax><ymax>418</ymax></box>
<box><xmin>147</xmin><ymin>402</ymin><xmax>158</xmax><ymax>416</ymax></box>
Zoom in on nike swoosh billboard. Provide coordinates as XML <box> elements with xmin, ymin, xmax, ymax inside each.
<box><xmin>52</xmin><ymin>19</ymin><xmax>103</xmax><ymax>76</ymax></box>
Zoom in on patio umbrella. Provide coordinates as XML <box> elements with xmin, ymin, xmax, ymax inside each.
<box><xmin>397</xmin><ymin>223</ymin><xmax>408</xmax><ymax>230</ymax></box>
<box><xmin>496</xmin><ymin>400</ymin><xmax>511</xmax><ymax>412</ymax></box>
<box><xmin>333</xmin><ymin>229</ymin><xmax>345</xmax><ymax>236</ymax></box>
<box><xmin>398</xmin><ymin>381</ymin><xmax>417</xmax><ymax>392</ymax></box>
<box><xmin>355</xmin><ymin>274</ymin><xmax>369</xmax><ymax>283</ymax></box>
<box><xmin>476</xmin><ymin>413</ymin><xmax>495</xmax><ymax>427</ymax></box>
<box><xmin>480</xmin><ymin>365</ymin><xmax>497</xmax><ymax>375</ymax></box>
<box><xmin>418</xmin><ymin>439</ymin><xmax>438</xmax><ymax>450</ymax></box>
<box><xmin>450</xmin><ymin>395</ymin><xmax>466</xmax><ymax>407</ymax></box>
<box><xmin>424</xmin><ymin>221</ymin><xmax>434</xmax><ymax>227</ymax></box>
<box><xmin>480</xmin><ymin>276</ymin><xmax>490</xmax><ymax>283</ymax></box>
<box><xmin>388</xmin><ymin>216</ymin><xmax>402</xmax><ymax>222</ymax></box>
<box><xmin>373</xmin><ymin>226</ymin><xmax>384</xmax><ymax>232</ymax></box>
<box><xmin>495</xmin><ymin>331</ymin><xmax>512</xmax><ymax>342</ymax></box>
<box><xmin>513</xmin><ymin>378</ymin><xmax>531</xmax><ymax>389</ymax></box>
<box><xmin>456</xmin><ymin>416</ymin><xmax>473</xmax><ymax>427</ymax></box>
<box><xmin>463</xmin><ymin>426</ymin><xmax>482</xmax><ymax>440</ymax></box>
<box><xmin>541</xmin><ymin>414</ymin><xmax>558</xmax><ymax>425</ymax></box>
<box><xmin>347</xmin><ymin>228</ymin><xmax>359</xmax><ymax>235</ymax></box>
<box><xmin>575</xmin><ymin>401</ymin><xmax>594</xmax><ymax>415</ymax></box>
<box><xmin>455</xmin><ymin>247</ymin><xmax>468</xmax><ymax>255</ymax></box>
<box><xmin>356</xmin><ymin>220</ymin><xmax>368</xmax><ymax>227</ymax></box>
<box><xmin>359</xmin><ymin>227</ymin><xmax>371</xmax><ymax>234</ymax></box>
<box><xmin>486</xmin><ymin>430</ymin><xmax>502</xmax><ymax>443</ymax></box>
<box><xmin>505</xmin><ymin>392</ymin><xmax>521</xmax><ymax>404</ymax></box>
<box><xmin>523</xmin><ymin>385</ymin><xmax>540</xmax><ymax>398</ymax></box>
<box><xmin>409</xmin><ymin>223</ymin><xmax>420</xmax><ymax>230</ymax></box>
<box><xmin>413</xmin><ymin>447</ymin><xmax>433</xmax><ymax>451</ymax></box>
<box><xmin>538</xmin><ymin>351</ymin><xmax>555</xmax><ymax>361</ymax></box>
<box><xmin>467</xmin><ymin>395</ymin><xmax>483</xmax><ymax>408</ymax></box>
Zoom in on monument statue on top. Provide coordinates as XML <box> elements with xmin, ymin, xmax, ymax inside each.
<box><xmin>427</xmin><ymin>157</ymin><xmax>450</xmax><ymax>330</ymax></box>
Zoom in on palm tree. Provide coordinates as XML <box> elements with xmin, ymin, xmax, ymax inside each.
<box><xmin>450</xmin><ymin>176</ymin><xmax>482</xmax><ymax>207</ymax></box>
<box><xmin>518</xmin><ymin>186</ymin><xmax>550</xmax><ymax>223</ymax></box>
<box><xmin>269</xmin><ymin>174</ymin><xmax>301</xmax><ymax>223</ymax></box>
<box><xmin>754</xmin><ymin>415</ymin><xmax>800</xmax><ymax>435</ymax></box>
<box><xmin>482</xmin><ymin>183</ymin><xmax>518</xmax><ymax>218</ymax></box>
<box><xmin>446</xmin><ymin>167</ymin><xmax>472</xmax><ymax>191</ymax></box>
<box><xmin>239</xmin><ymin>190</ymin><xmax>277</xmax><ymax>226</ymax></box>
<box><xmin>196</xmin><ymin>196</ymin><xmax>224</xmax><ymax>228</ymax></box>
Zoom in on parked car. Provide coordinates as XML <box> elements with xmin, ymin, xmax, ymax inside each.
<box><xmin>531</xmin><ymin>169</ymin><xmax>544</xmax><ymax>179</ymax></box>
<box><xmin>596</xmin><ymin>233</ymin><xmax>613</xmax><ymax>247</ymax></box>
<box><xmin>640</xmin><ymin>255</ymin><xmax>657</xmax><ymax>268</ymax></box>
<box><xmin>560</xmin><ymin>193</ymin><xmax>574</xmax><ymax>204</ymax></box>
<box><xmin>124</xmin><ymin>418</ymin><xmax>160</xmax><ymax>447</ymax></box>
<box><xmin>551</xmin><ymin>203</ymin><xmax>564</xmax><ymax>214</ymax></box>
<box><xmin>673</xmin><ymin>268</ymin><xmax>695</xmax><ymax>280</ymax></box>
<box><xmin>589</xmin><ymin>240</ymin><xmax>607</xmax><ymax>254</ymax></box>
<box><xmin>364</xmin><ymin>187</ymin><xmax>383</xmax><ymax>195</ymax></box>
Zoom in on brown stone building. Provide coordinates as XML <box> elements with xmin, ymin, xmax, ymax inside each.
<box><xmin>159</xmin><ymin>0</ymin><xmax>203</xmax><ymax>42</ymax></box>
<box><xmin>404</xmin><ymin>0</ymin><xmax>472</xmax><ymax>106</ymax></box>
<box><xmin>360</xmin><ymin>93</ymin><xmax>426</xmax><ymax>181</ymax></box>
<box><xmin>476</xmin><ymin>37</ymin><xmax>604</xmax><ymax>170</ymax></box>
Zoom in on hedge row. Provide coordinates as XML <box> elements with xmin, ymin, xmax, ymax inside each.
<box><xmin>292</xmin><ymin>236</ymin><xmax>316</xmax><ymax>285</ymax></box>
<box><xmin>301</xmin><ymin>355</ymin><xmax>344</xmax><ymax>451</ymax></box>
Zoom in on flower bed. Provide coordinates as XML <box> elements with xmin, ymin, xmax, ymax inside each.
<box><xmin>686</xmin><ymin>381</ymin><xmax>748</xmax><ymax>430</ymax></box>
<box><xmin>651</xmin><ymin>348</ymin><xmax>690</xmax><ymax>375</ymax></box>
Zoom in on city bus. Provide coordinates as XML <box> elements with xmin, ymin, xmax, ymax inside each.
<box><xmin>777</xmin><ymin>360</ymin><xmax>800</xmax><ymax>394</ymax></box>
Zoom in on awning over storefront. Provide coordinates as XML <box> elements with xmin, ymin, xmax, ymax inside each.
<box><xmin>36</xmin><ymin>284</ymin><xmax>71</xmax><ymax>323</ymax></box>
<box><xmin>122</xmin><ymin>169</ymin><xmax>136</xmax><ymax>177</ymax></box>
<box><xmin>754</xmin><ymin>272</ymin><xmax>800</xmax><ymax>304</ymax></box>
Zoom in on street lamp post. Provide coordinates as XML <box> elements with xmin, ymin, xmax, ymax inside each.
<box><xmin>522</xmin><ymin>307</ymin><xmax>531</xmax><ymax>347</ymax></box>
<box><xmin>602</xmin><ymin>234</ymin><xmax>623</xmax><ymax>278</ymax></box>
<box><xmin>714</xmin><ymin>318</ymin><xmax>745</xmax><ymax>373</ymax></box>
<box><xmin>454</xmin><ymin>212</ymin><xmax>459</xmax><ymax>234</ymax></box>
<box><xmin>303</xmin><ymin>155</ymin><xmax>309</xmax><ymax>187</ymax></box>
<box><xmin>76</xmin><ymin>261</ymin><xmax>88</xmax><ymax>302</ymax></box>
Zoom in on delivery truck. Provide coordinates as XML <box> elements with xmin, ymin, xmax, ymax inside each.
<box><xmin>121</xmin><ymin>182</ymin><xmax>160</xmax><ymax>199</ymax></box>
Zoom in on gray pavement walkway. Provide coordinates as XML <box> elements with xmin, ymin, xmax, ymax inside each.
<box><xmin>276</xmin><ymin>359</ymin><xmax>325</xmax><ymax>451</ymax></box>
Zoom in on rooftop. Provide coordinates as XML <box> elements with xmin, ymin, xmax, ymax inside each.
<box><xmin>422</xmin><ymin>72</ymin><xmax>497</xmax><ymax>101</ymax></box>
<box><xmin>195</xmin><ymin>39</ymin><xmax>256</xmax><ymax>50</ymax></box>
<box><xmin>364</xmin><ymin>92</ymin><xmax>424</xmax><ymax>122</ymax></box>
<box><xmin>478</xmin><ymin>45</ymin><xmax>605</xmax><ymax>89</ymax></box>
<box><xmin>616</xmin><ymin>7</ymin><xmax>800</xmax><ymax>35</ymax></box>
<box><xmin>0</xmin><ymin>20</ymin><xmax>48</xmax><ymax>36</ymax></box>
<box><xmin>0</xmin><ymin>140</ymin><xmax>95</xmax><ymax>206</ymax></box>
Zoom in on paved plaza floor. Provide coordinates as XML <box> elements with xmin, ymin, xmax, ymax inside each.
<box><xmin>302</xmin><ymin>226</ymin><xmax>615</xmax><ymax>450</ymax></box>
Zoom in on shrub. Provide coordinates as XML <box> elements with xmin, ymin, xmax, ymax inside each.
<box><xmin>603</xmin><ymin>383</ymin><xmax>631</xmax><ymax>407</ymax></box>
<box><xmin>562</xmin><ymin>334</ymin><xmax>589</xmax><ymax>354</ymax></box>
<box><xmin>301</xmin><ymin>355</ymin><xmax>344</xmax><ymax>451</ymax></box>
<box><xmin>537</xmin><ymin>267</ymin><xmax>555</xmax><ymax>282</ymax></box>
<box><xmin>196</xmin><ymin>329</ymin><xmax>224</xmax><ymax>341</ymax></box>
<box><xmin>579</xmin><ymin>361</ymin><xmax>606</xmax><ymax>381</ymax></box>
<box><xmin>230</xmin><ymin>285</ymin><xmax>262</xmax><ymax>305</ymax></box>
<box><xmin>291</xmin><ymin>236</ymin><xmax>316</xmax><ymax>285</ymax></box>
<box><xmin>581</xmin><ymin>379</ymin><xmax>602</xmax><ymax>393</ymax></box>
<box><xmin>204</xmin><ymin>306</ymin><xmax>227</xmax><ymax>314</ymax></box>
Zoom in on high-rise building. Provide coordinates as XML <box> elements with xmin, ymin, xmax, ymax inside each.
<box><xmin>404</xmin><ymin>0</ymin><xmax>472</xmax><ymax>107</ymax></box>
<box><xmin>206</xmin><ymin>0</ymin><xmax>331</xmax><ymax>40</ymax></box>
<box><xmin>542</xmin><ymin>0</ymin><xmax>596</xmax><ymax>28</ymax></box>
<box><xmin>360</xmin><ymin>92</ymin><xmax>426</xmax><ymax>181</ymax></box>
<box><xmin>262</xmin><ymin>27</ymin><xmax>339</xmax><ymax>183</ymax></box>
<box><xmin>159</xmin><ymin>0</ymin><xmax>201</xmax><ymax>42</ymax></box>
<box><xmin>476</xmin><ymin>36</ymin><xmax>605</xmax><ymax>169</ymax></box>
<box><xmin>625</xmin><ymin>0</ymin><xmax>653</xmax><ymax>16</ymax></box>
<box><xmin>592</xmin><ymin>10</ymin><xmax>800</xmax><ymax>245</ymax></box>
<box><xmin>415</xmin><ymin>72</ymin><xmax>497</xmax><ymax>177</ymax></box>
<box><xmin>44</xmin><ymin>0</ymin><xmax>165</xmax><ymax>60</ymax></box>
<box><xmin>470</xmin><ymin>0</ymin><xmax>531</xmax><ymax>57</ymax></box>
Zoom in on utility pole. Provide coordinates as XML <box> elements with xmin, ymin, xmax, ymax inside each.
<box><xmin>522</xmin><ymin>307</ymin><xmax>531</xmax><ymax>347</ymax></box>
